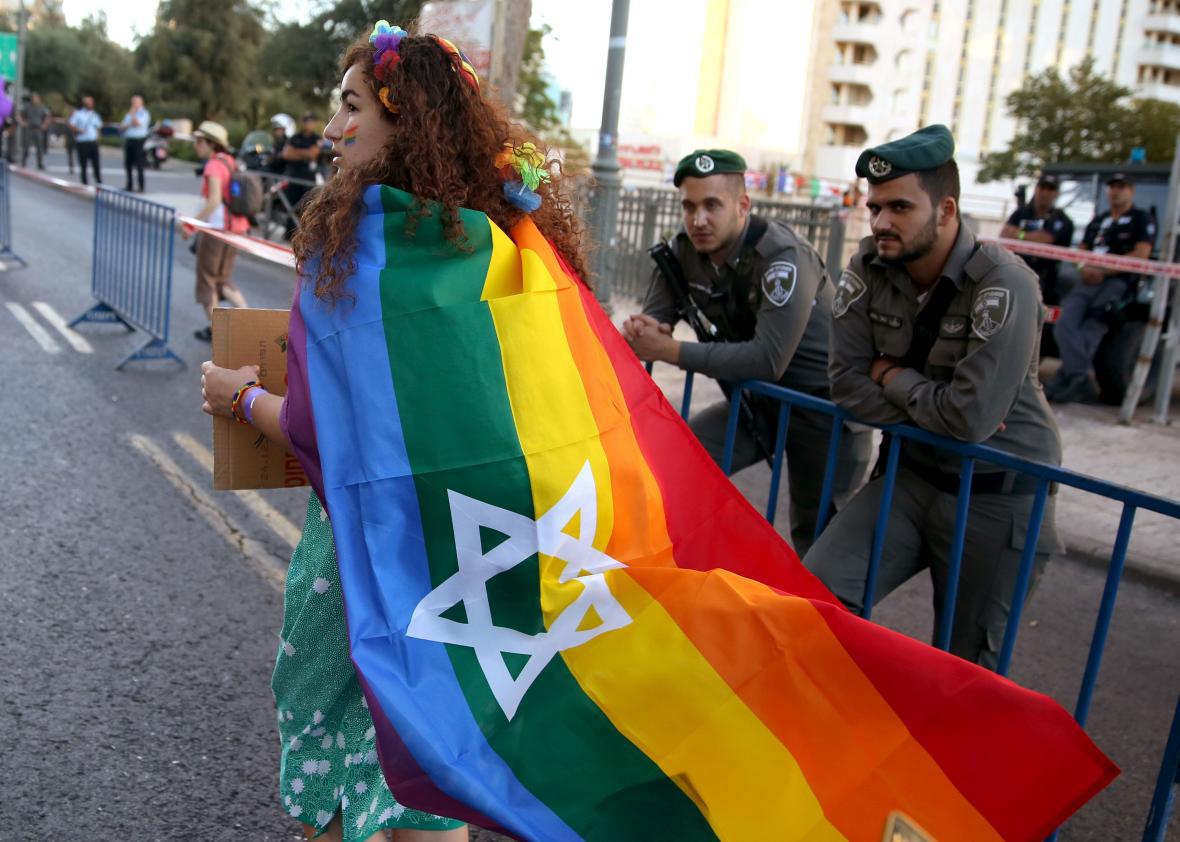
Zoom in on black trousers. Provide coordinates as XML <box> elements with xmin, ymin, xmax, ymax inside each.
<box><xmin>77</xmin><ymin>141</ymin><xmax>101</xmax><ymax>185</ymax></box>
<box><xmin>124</xmin><ymin>137</ymin><xmax>146</xmax><ymax>190</ymax></box>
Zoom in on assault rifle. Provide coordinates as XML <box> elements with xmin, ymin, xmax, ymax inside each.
<box><xmin>647</xmin><ymin>240</ymin><xmax>774</xmax><ymax>468</ymax></box>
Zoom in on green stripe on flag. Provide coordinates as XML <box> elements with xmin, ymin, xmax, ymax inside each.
<box><xmin>375</xmin><ymin>187</ymin><xmax>715</xmax><ymax>839</ymax></box>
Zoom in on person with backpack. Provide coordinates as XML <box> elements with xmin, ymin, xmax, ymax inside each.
<box><xmin>186</xmin><ymin>120</ymin><xmax>250</xmax><ymax>342</ymax></box>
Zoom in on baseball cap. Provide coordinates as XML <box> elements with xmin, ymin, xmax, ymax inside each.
<box><xmin>1106</xmin><ymin>172</ymin><xmax>1131</xmax><ymax>186</ymax></box>
<box><xmin>1036</xmin><ymin>174</ymin><xmax>1060</xmax><ymax>189</ymax></box>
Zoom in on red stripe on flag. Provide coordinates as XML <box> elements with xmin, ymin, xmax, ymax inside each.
<box><xmin>567</xmin><ymin>266</ymin><xmax>839</xmax><ymax>604</ymax></box>
<box><xmin>821</xmin><ymin>609</ymin><xmax>1118</xmax><ymax>841</ymax></box>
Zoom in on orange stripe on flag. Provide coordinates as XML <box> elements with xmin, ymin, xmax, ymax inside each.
<box><xmin>627</xmin><ymin>566</ymin><xmax>1004</xmax><ymax>841</ymax></box>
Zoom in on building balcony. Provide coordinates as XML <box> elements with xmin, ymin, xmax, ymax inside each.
<box><xmin>822</xmin><ymin>103</ymin><xmax>874</xmax><ymax>127</ymax></box>
<box><xmin>1143</xmin><ymin>12</ymin><xmax>1180</xmax><ymax>38</ymax></box>
<box><xmin>828</xmin><ymin>62</ymin><xmax>878</xmax><ymax>86</ymax></box>
<box><xmin>832</xmin><ymin>20</ymin><xmax>880</xmax><ymax>45</ymax></box>
<box><xmin>1138</xmin><ymin>42</ymin><xmax>1180</xmax><ymax>72</ymax></box>
<box><xmin>815</xmin><ymin>146</ymin><xmax>863</xmax><ymax>183</ymax></box>
<box><xmin>1136</xmin><ymin>79</ymin><xmax>1180</xmax><ymax>104</ymax></box>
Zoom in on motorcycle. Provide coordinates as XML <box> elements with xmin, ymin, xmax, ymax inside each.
<box><xmin>144</xmin><ymin>121</ymin><xmax>174</xmax><ymax>169</ymax></box>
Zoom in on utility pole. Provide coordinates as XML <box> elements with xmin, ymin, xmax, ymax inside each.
<box><xmin>587</xmin><ymin>0</ymin><xmax>630</xmax><ymax>309</ymax></box>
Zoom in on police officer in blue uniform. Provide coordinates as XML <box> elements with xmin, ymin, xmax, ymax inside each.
<box><xmin>1046</xmin><ymin>173</ymin><xmax>1156</xmax><ymax>404</ymax></box>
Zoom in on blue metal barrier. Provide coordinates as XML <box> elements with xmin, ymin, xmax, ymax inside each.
<box><xmin>70</xmin><ymin>187</ymin><xmax>182</xmax><ymax>369</ymax></box>
<box><xmin>655</xmin><ymin>369</ymin><xmax>1180</xmax><ymax>837</ymax></box>
<box><xmin>0</xmin><ymin>164</ymin><xmax>26</xmax><ymax>266</ymax></box>
<box><xmin>1145</xmin><ymin>694</ymin><xmax>1180</xmax><ymax>842</ymax></box>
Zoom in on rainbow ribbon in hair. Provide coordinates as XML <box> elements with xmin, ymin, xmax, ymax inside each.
<box><xmin>430</xmin><ymin>34</ymin><xmax>480</xmax><ymax>92</ymax></box>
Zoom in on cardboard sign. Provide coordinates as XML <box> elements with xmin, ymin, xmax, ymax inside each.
<box><xmin>211</xmin><ymin>307</ymin><xmax>308</xmax><ymax>491</ymax></box>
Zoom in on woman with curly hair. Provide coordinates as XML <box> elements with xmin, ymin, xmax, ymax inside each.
<box><xmin>200</xmin><ymin>22</ymin><xmax>586</xmax><ymax>842</ymax></box>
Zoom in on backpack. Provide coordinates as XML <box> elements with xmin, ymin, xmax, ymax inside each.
<box><xmin>215</xmin><ymin>153</ymin><xmax>264</xmax><ymax>218</ymax></box>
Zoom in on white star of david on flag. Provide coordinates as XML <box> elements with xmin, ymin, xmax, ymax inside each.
<box><xmin>406</xmin><ymin>461</ymin><xmax>632</xmax><ymax>721</ymax></box>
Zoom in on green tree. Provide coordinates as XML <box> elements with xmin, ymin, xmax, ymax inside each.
<box><xmin>24</xmin><ymin>16</ymin><xmax>136</xmax><ymax>117</ymax></box>
<box><xmin>515</xmin><ymin>24</ymin><xmax>586</xmax><ymax>174</ymax></box>
<box><xmin>1124</xmin><ymin>98</ymin><xmax>1180</xmax><ymax>162</ymax></box>
<box><xmin>259</xmin><ymin>0</ymin><xmax>425</xmax><ymax>111</ymax></box>
<box><xmin>517</xmin><ymin>26</ymin><xmax>564</xmax><ymax>134</ymax></box>
<box><xmin>978</xmin><ymin>57</ymin><xmax>1180</xmax><ymax>181</ymax></box>
<box><xmin>135</xmin><ymin>0</ymin><xmax>265</xmax><ymax>123</ymax></box>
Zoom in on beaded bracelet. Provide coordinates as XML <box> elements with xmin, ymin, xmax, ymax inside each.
<box><xmin>230</xmin><ymin>379</ymin><xmax>259</xmax><ymax>425</ymax></box>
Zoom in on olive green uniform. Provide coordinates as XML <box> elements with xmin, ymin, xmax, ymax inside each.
<box><xmin>644</xmin><ymin>216</ymin><xmax>873</xmax><ymax>554</ymax></box>
<box><xmin>803</xmin><ymin>225</ymin><xmax>1065</xmax><ymax>668</ymax></box>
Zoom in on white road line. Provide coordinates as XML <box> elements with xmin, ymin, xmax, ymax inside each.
<box><xmin>5</xmin><ymin>302</ymin><xmax>61</xmax><ymax>353</ymax></box>
<box><xmin>128</xmin><ymin>434</ymin><xmax>286</xmax><ymax>592</ymax></box>
<box><xmin>171</xmin><ymin>431</ymin><xmax>302</xmax><ymax>549</ymax></box>
<box><xmin>31</xmin><ymin>301</ymin><xmax>94</xmax><ymax>353</ymax></box>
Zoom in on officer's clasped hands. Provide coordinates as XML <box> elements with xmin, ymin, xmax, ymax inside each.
<box><xmin>622</xmin><ymin>314</ymin><xmax>677</xmax><ymax>363</ymax></box>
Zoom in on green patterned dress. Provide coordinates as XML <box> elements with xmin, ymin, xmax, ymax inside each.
<box><xmin>271</xmin><ymin>492</ymin><xmax>465</xmax><ymax>839</ymax></box>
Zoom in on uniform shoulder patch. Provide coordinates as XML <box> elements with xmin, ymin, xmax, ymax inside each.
<box><xmin>761</xmin><ymin>261</ymin><xmax>797</xmax><ymax>307</ymax></box>
<box><xmin>971</xmin><ymin>287</ymin><xmax>1011</xmax><ymax>340</ymax></box>
<box><xmin>832</xmin><ymin>269</ymin><xmax>867</xmax><ymax>318</ymax></box>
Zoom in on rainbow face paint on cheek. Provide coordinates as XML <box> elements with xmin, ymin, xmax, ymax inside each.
<box><xmin>343</xmin><ymin>124</ymin><xmax>359</xmax><ymax>147</ymax></box>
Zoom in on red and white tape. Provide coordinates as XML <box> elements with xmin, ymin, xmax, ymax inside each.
<box><xmin>985</xmin><ymin>237</ymin><xmax>1180</xmax><ymax>279</ymax></box>
<box><xmin>178</xmin><ymin>216</ymin><xmax>296</xmax><ymax>269</ymax></box>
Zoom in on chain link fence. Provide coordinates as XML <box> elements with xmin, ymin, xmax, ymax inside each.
<box><xmin>610</xmin><ymin>188</ymin><xmax>847</xmax><ymax>301</ymax></box>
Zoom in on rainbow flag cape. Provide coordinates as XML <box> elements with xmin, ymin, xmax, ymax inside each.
<box><xmin>283</xmin><ymin>185</ymin><xmax>1116</xmax><ymax>841</ymax></box>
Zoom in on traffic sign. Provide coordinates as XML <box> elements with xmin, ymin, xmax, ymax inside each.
<box><xmin>0</xmin><ymin>32</ymin><xmax>16</xmax><ymax>81</ymax></box>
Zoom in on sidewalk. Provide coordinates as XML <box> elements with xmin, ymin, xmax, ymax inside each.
<box><xmin>12</xmin><ymin>161</ymin><xmax>1179</xmax><ymax>585</ymax></box>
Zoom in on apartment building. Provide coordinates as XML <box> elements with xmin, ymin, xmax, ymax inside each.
<box><xmin>803</xmin><ymin>0</ymin><xmax>1180</xmax><ymax>191</ymax></box>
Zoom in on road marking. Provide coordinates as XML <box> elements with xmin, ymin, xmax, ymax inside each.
<box><xmin>128</xmin><ymin>434</ymin><xmax>286</xmax><ymax>592</ymax></box>
<box><xmin>171</xmin><ymin>431</ymin><xmax>302</xmax><ymax>549</ymax></box>
<box><xmin>5</xmin><ymin>301</ymin><xmax>61</xmax><ymax>353</ymax></box>
<box><xmin>31</xmin><ymin>301</ymin><xmax>94</xmax><ymax>353</ymax></box>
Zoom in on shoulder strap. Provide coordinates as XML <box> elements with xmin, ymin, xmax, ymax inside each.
<box><xmin>744</xmin><ymin>215</ymin><xmax>768</xmax><ymax>250</ymax></box>
<box><xmin>900</xmin><ymin>242</ymin><xmax>982</xmax><ymax>371</ymax></box>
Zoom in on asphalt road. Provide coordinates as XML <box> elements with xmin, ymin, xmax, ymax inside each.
<box><xmin>0</xmin><ymin>165</ymin><xmax>1176</xmax><ymax>841</ymax></box>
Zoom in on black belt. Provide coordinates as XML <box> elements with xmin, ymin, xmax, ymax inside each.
<box><xmin>899</xmin><ymin>452</ymin><xmax>1054</xmax><ymax>496</ymax></box>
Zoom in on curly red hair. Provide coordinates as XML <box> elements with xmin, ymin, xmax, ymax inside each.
<box><xmin>293</xmin><ymin>32</ymin><xmax>588</xmax><ymax>301</ymax></box>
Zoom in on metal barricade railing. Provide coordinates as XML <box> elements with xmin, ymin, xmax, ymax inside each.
<box><xmin>70</xmin><ymin>187</ymin><xmax>182</xmax><ymax>369</ymax></box>
<box><xmin>1145</xmin><ymin>694</ymin><xmax>1180</xmax><ymax>841</ymax></box>
<box><xmin>0</xmin><ymin>164</ymin><xmax>26</xmax><ymax>266</ymax></box>
<box><xmin>612</xmin><ymin>188</ymin><xmax>845</xmax><ymax>300</ymax></box>
<box><xmin>692</xmin><ymin>373</ymin><xmax>1180</xmax><ymax>838</ymax></box>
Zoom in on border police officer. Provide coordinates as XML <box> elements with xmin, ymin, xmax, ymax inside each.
<box><xmin>802</xmin><ymin>126</ymin><xmax>1064</xmax><ymax>669</ymax></box>
<box><xmin>623</xmin><ymin>149</ymin><xmax>873</xmax><ymax>555</ymax></box>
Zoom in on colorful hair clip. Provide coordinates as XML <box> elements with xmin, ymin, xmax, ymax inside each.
<box><xmin>369</xmin><ymin>20</ymin><xmax>408</xmax><ymax>83</ymax></box>
<box><xmin>369</xmin><ymin>20</ymin><xmax>407</xmax><ymax>115</ymax></box>
<box><xmin>496</xmin><ymin>142</ymin><xmax>550</xmax><ymax>213</ymax></box>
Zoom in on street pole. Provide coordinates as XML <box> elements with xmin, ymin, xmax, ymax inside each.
<box><xmin>587</xmin><ymin>0</ymin><xmax>630</xmax><ymax>310</ymax></box>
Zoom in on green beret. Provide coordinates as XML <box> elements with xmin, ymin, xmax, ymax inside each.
<box><xmin>674</xmin><ymin>149</ymin><xmax>747</xmax><ymax>186</ymax></box>
<box><xmin>855</xmin><ymin>125</ymin><xmax>955</xmax><ymax>184</ymax></box>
